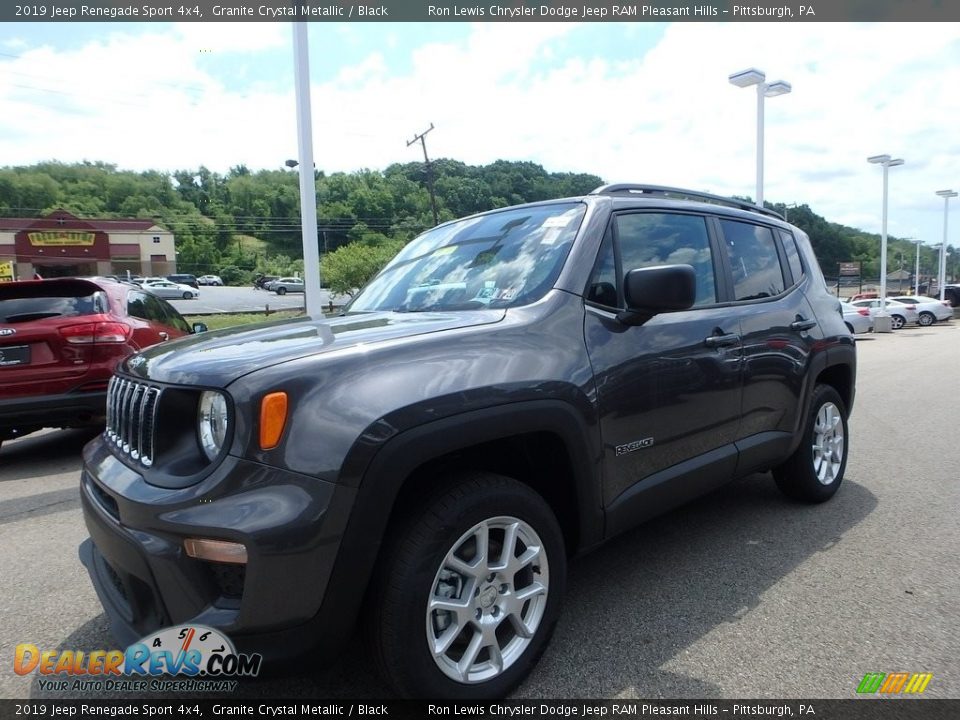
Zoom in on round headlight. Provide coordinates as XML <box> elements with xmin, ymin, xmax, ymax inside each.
<box><xmin>197</xmin><ymin>391</ymin><xmax>229</xmax><ymax>461</ymax></box>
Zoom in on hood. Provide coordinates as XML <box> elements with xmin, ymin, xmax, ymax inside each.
<box><xmin>122</xmin><ymin>310</ymin><xmax>505</xmax><ymax>386</ymax></box>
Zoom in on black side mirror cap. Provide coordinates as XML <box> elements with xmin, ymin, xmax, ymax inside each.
<box><xmin>192</xmin><ymin>323</ymin><xmax>208</xmax><ymax>334</ymax></box>
<box><xmin>617</xmin><ymin>264</ymin><xmax>696</xmax><ymax>326</ymax></box>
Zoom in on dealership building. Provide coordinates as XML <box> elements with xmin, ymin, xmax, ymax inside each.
<box><xmin>0</xmin><ymin>209</ymin><xmax>176</xmax><ymax>280</ymax></box>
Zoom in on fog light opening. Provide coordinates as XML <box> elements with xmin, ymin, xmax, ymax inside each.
<box><xmin>184</xmin><ymin>538</ymin><xmax>248</xmax><ymax>565</ymax></box>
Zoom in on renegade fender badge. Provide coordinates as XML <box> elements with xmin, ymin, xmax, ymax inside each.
<box><xmin>616</xmin><ymin>437</ymin><xmax>654</xmax><ymax>456</ymax></box>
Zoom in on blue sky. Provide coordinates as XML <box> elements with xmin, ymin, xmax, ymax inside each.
<box><xmin>2</xmin><ymin>21</ymin><xmax>960</xmax><ymax>252</ymax></box>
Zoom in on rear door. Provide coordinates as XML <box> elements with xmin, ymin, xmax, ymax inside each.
<box><xmin>126</xmin><ymin>290</ymin><xmax>186</xmax><ymax>347</ymax></box>
<box><xmin>717</xmin><ymin>220</ymin><xmax>818</xmax><ymax>472</ymax></box>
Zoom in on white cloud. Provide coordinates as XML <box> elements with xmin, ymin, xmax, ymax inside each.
<box><xmin>1</xmin><ymin>22</ymin><xmax>960</xmax><ymax>249</ymax></box>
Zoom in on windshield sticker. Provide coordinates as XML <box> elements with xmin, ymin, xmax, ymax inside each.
<box><xmin>541</xmin><ymin>215</ymin><xmax>572</xmax><ymax>229</ymax></box>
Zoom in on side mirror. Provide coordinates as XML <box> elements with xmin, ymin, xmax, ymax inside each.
<box><xmin>192</xmin><ymin>322</ymin><xmax>208</xmax><ymax>334</ymax></box>
<box><xmin>618</xmin><ymin>264</ymin><xmax>696</xmax><ymax>326</ymax></box>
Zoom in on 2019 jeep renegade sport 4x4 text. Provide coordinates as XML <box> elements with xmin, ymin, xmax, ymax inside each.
<box><xmin>79</xmin><ymin>184</ymin><xmax>855</xmax><ymax>698</ymax></box>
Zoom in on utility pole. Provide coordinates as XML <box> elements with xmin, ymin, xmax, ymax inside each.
<box><xmin>407</xmin><ymin>123</ymin><xmax>439</xmax><ymax>227</ymax></box>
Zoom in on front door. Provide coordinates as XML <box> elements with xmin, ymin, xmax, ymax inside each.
<box><xmin>583</xmin><ymin>211</ymin><xmax>743</xmax><ymax>533</ymax></box>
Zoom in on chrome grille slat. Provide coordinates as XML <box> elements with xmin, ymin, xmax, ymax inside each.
<box><xmin>104</xmin><ymin>377</ymin><xmax>161</xmax><ymax>467</ymax></box>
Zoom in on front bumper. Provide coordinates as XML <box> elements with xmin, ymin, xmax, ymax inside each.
<box><xmin>79</xmin><ymin>435</ymin><xmax>357</xmax><ymax>663</ymax></box>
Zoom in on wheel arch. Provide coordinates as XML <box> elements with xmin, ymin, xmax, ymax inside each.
<box><xmin>306</xmin><ymin>400</ymin><xmax>603</xmax><ymax>660</ymax></box>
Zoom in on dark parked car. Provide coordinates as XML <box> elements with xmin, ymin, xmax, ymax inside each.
<box><xmin>166</xmin><ymin>273</ymin><xmax>199</xmax><ymax>289</ymax></box>
<box><xmin>79</xmin><ymin>185</ymin><xmax>855</xmax><ymax>698</ymax></box>
<box><xmin>0</xmin><ymin>278</ymin><xmax>206</xmax><ymax>449</ymax></box>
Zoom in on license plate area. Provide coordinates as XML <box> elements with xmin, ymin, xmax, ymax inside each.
<box><xmin>0</xmin><ymin>344</ymin><xmax>30</xmax><ymax>367</ymax></box>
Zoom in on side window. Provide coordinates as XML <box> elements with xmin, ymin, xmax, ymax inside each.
<box><xmin>142</xmin><ymin>294</ymin><xmax>168</xmax><ymax>323</ymax></box>
<box><xmin>720</xmin><ymin>220</ymin><xmax>786</xmax><ymax>301</ymax></box>
<box><xmin>127</xmin><ymin>292</ymin><xmax>149</xmax><ymax>321</ymax></box>
<box><xmin>155</xmin><ymin>298</ymin><xmax>191</xmax><ymax>333</ymax></box>
<box><xmin>586</xmin><ymin>231</ymin><xmax>619</xmax><ymax>308</ymax></box>
<box><xmin>616</xmin><ymin>213</ymin><xmax>717</xmax><ymax>306</ymax></box>
<box><xmin>779</xmin><ymin>230</ymin><xmax>804</xmax><ymax>285</ymax></box>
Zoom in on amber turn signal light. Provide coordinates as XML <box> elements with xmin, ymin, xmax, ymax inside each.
<box><xmin>259</xmin><ymin>391</ymin><xmax>288</xmax><ymax>450</ymax></box>
<box><xmin>184</xmin><ymin>538</ymin><xmax>248</xmax><ymax>565</ymax></box>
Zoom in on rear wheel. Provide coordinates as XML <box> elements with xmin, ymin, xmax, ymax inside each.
<box><xmin>918</xmin><ymin>311</ymin><xmax>935</xmax><ymax>326</ymax></box>
<box><xmin>277</xmin><ymin>287</ymin><xmax>287</xmax><ymax>295</ymax></box>
<box><xmin>367</xmin><ymin>472</ymin><xmax>566</xmax><ymax>699</ymax></box>
<box><xmin>890</xmin><ymin>314</ymin><xmax>906</xmax><ymax>329</ymax></box>
<box><xmin>774</xmin><ymin>385</ymin><xmax>848</xmax><ymax>503</ymax></box>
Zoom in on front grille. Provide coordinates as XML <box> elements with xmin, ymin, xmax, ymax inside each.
<box><xmin>105</xmin><ymin>376</ymin><xmax>161</xmax><ymax>467</ymax></box>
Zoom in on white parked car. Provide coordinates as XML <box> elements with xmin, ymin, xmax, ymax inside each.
<box><xmin>850</xmin><ymin>298</ymin><xmax>918</xmax><ymax>329</ymax></box>
<box><xmin>197</xmin><ymin>274</ymin><xmax>223</xmax><ymax>286</ymax></box>
<box><xmin>840</xmin><ymin>301</ymin><xmax>873</xmax><ymax>334</ymax></box>
<box><xmin>142</xmin><ymin>280</ymin><xmax>199</xmax><ymax>300</ymax></box>
<box><xmin>890</xmin><ymin>296</ymin><xmax>953</xmax><ymax>326</ymax></box>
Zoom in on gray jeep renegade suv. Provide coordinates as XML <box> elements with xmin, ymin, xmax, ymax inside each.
<box><xmin>79</xmin><ymin>184</ymin><xmax>855</xmax><ymax>698</ymax></box>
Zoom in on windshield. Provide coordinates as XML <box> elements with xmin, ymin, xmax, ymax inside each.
<box><xmin>347</xmin><ymin>202</ymin><xmax>586</xmax><ymax>313</ymax></box>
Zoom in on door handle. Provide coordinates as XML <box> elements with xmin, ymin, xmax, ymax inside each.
<box><xmin>158</xmin><ymin>332</ymin><xmax>169</xmax><ymax>341</ymax></box>
<box><xmin>790</xmin><ymin>316</ymin><xmax>817</xmax><ymax>331</ymax></box>
<box><xmin>704</xmin><ymin>332</ymin><xmax>740</xmax><ymax>348</ymax></box>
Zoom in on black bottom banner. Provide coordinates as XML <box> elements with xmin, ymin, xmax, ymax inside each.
<box><xmin>1</xmin><ymin>700</ymin><xmax>957</xmax><ymax>720</ymax></box>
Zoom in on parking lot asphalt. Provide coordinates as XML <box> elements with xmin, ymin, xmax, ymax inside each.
<box><xmin>168</xmin><ymin>285</ymin><xmax>349</xmax><ymax>316</ymax></box>
<box><xmin>1</xmin><ymin>323</ymin><xmax>957</xmax><ymax>700</ymax></box>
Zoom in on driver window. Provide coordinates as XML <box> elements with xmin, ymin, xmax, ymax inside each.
<box><xmin>615</xmin><ymin>213</ymin><xmax>717</xmax><ymax>306</ymax></box>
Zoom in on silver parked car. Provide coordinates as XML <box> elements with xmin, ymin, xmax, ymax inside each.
<box><xmin>850</xmin><ymin>298</ymin><xmax>918</xmax><ymax>329</ymax></box>
<box><xmin>142</xmin><ymin>280</ymin><xmax>198</xmax><ymax>300</ymax></box>
<box><xmin>272</xmin><ymin>277</ymin><xmax>305</xmax><ymax>295</ymax></box>
<box><xmin>890</xmin><ymin>296</ymin><xmax>953</xmax><ymax>326</ymax></box>
<box><xmin>840</xmin><ymin>301</ymin><xmax>873</xmax><ymax>334</ymax></box>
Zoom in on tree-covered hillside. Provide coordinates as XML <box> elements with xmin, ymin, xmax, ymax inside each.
<box><xmin>0</xmin><ymin>160</ymin><xmax>955</xmax><ymax>288</ymax></box>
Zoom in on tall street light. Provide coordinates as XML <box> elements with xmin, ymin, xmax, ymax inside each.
<box><xmin>867</xmin><ymin>154</ymin><xmax>905</xmax><ymax>332</ymax></box>
<box><xmin>935</xmin><ymin>190</ymin><xmax>957</xmax><ymax>301</ymax></box>
<box><xmin>913</xmin><ymin>238</ymin><xmax>922</xmax><ymax>295</ymax></box>
<box><xmin>729</xmin><ymin>68</ymin><xmax>792</xmax><ymax>207</ymax></box>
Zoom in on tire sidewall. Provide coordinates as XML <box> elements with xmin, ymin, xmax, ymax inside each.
<box><xmin>795</xmin><ymin>386</ymin><xmax>849</xmax><ymax>502</ymax></box>
<box><xmin>379</xmin><ymin>480</ymin><xmax>566</xmax><ymax>699</ymax></box>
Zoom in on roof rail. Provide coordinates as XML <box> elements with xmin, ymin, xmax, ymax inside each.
<box><xmin>589</xmin><ymin>184</ymin><xmax>785</xmax><ymax>221</ymax></box>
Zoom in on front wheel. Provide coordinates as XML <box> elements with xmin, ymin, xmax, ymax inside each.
<box><xmin>774</xmin><ymin>385</ymin><xmax>848</xmax><ymax>503</ymax></box>
<box><xmin>367</xmin><ymin>473</ymin><xmax>566</xmax><ymax>698</ymax></box>
<box><xmin>276</xmin><ymin>287</ymin><xmax>287</xmax><ymax>295</ymax></box>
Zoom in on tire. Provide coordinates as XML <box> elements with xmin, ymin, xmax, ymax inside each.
<box><xmin>277</xmin><ymin>287</ymin><xmax>287</xmax><ymax>295</ymax></box>
<box><xmin>890</xmin><ymin>314</ymin><xmax>905</xmax><ymax>329</ymax></box>
<box><xmin>367</xmin><ymin>472</ymin><xmax>566</xmax><ymax>699</ymax></box>
<box><xmin>774</xmin><ymin>384</ymin><xmax>848</xmax><ymax>503</ymax></box>
<box><xmin>182</xmin><ymin>292</ymin><xmax>192</xmax><ymax>299</ymax></box>
<box><xmin>214</xmin><ymin>282</ymin><xmax>222</xmax><ymax>286</ymax></box>
<box><xmin>918</xmin><ymin>311</ymin><xmax>935</xmax><ymax>326</ymax></box>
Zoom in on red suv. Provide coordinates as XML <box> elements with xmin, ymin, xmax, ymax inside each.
<box><xmin>0</xmin><ymin>277</ymin><xmax>206</xmax><ymax>449</ymax></box>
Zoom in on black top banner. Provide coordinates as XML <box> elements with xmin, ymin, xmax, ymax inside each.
<box><xmin>1</xmin><ymin>699</ymin><xmax>958</xmax><ymax>720</ymax></box>
<box><xmin>3</xmin><ymin>0</ymin><xmax>959</xmax><ymax>23</ymax></box>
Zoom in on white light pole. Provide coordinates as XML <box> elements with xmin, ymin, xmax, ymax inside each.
<box><xmin>729</xmin><ymin>68</ymin><xmax>792</xmax><ymax>207</ymax></box>
<box><xmin>935</xmin><ymin>190</ymin><xmax>957</xmax><ymax>302</ymax></box>
<box><xmin>292</xmin><ymin>22</ymin><xmax>323</xmax><ymax>317</ymax></box>
<box><xmin>867</xmin><ymin>155</ymin><xmax>905</xmax><ymax>332</ymax></box>
<box><xmin>913</xmin><ymin>238</ymin><xmax>922</xmax><ymax>295</ymax></box>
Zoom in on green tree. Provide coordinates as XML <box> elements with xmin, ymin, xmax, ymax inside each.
<box><xmin>323</xmin><ymin>240</ymin><xmax>403</xmax><ymax>296</ymax></box>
